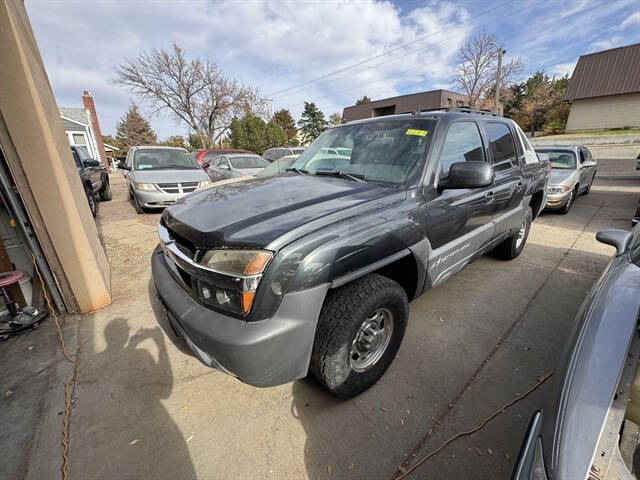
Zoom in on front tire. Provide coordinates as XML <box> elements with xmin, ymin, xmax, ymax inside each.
<box><xmin>493</xmin><ymin>207</ymin><xmax>532</xmax><ymax>260</ymax></box>
<box><xmin>134</xmin><ymin>195</ymin><xmax>144</xmax><ymax>214</ymax></box>
<box><xmin>100</xmin><ymin>180</ymin><xmax>112</xmax><ymax>201</ymax></box>
<box><xmin>310</xmin><ymin>274</ymin><xmax>408</xmax><ymax>398</ymax></box>
<box><xmin>85</xmin><ymin>187</ymin><xmax>97</xmax><ymax>217</ymax></box>
<box><xmin>559</xmin><ymin>188</ymin><xmax>576</xmax><ymax>214</ymax></box>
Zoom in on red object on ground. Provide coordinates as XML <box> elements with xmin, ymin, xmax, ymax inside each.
<box><xmin>0</xmin><ymin>270</ymin><xmax>24</xmax><ymax>287</ymax></box>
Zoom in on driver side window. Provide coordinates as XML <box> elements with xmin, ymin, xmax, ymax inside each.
<box><xmin>439</xmin><ymin>122</ymin><xmax>485</xmax><ymax>176</ymax></box>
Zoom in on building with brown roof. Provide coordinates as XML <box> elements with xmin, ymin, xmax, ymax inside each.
<box><xmin>341</xmin><ymin>89</ymin><xmax>501</xmax><ymax>122</ymax></box>
<box><xmin>564</xmin><ymin>43</ymin><xmax>640</xmax><ymax>132</ymax></box>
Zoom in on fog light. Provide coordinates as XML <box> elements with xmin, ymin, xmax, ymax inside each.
<box><xmin>216</xmin><ymin>288</ymin><xmax>231</xmax><ymax>305</ymax></box>
<box><xmin>201</xmin><ymin>286</ymin><xmax>212</xmax><ymax>299</ymax></box>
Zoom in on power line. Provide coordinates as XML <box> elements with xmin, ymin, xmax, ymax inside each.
<box><xmin>306</xmin><ymin>0</ymin><xmax>615</xmax><ymax>113</ymax></box>
<box><xmin>266</xmin><ymin>0</ymin><xmax>518</xmax><ymax>98</ymax></box>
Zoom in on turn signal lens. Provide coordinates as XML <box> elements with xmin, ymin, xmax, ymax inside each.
<box><xmin>241</xmin><ymin>291</ymin><xmax>255</xmax><ymax>314</ymax></box>
<box><xmin>243</xmin><ymin>252</ymin><xmax>272</xmax><ymax>275</ymax></box>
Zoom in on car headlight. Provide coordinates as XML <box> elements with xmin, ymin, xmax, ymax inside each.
<box><xmin>197</xmin><ymin>250</ymin><xmax>273</xmax><ymax>315</ymax></box>
<box><xmin>135</xmin><ymin>183</ymin><xmax>156</xmax><ymax>191</ymax></box>
<box><xmin>548</xmin><ymin>185</ymin><xmax>569</xmax><ymax>193</ymax></box>
<box><xmin>198</xmin><ymin>180</ymin><xmax>213</xmax><ymax>189</ymax></box>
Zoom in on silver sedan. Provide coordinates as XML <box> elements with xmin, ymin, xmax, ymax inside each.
<box><xmin>534</xmin><ymin>146</ymin><xmax>597</xmax><ymax>214</ymax></box>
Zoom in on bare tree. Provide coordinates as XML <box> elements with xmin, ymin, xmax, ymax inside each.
<box><xmin>452</xmin><ymin>31</ymin><xmax>524</xmax><ymax>109</ymax></box>
<box><xmin>112</xmin><ymin>43</ymin><xmax>266</xmax><ymax>147</ymax></box>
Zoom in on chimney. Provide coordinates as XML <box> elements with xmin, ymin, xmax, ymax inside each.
<box><xmin>82</xmin><ymin>90</ymin><xmax>110</xmax><ymax>172</ymax></box>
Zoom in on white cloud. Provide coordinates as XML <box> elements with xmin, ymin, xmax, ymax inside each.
<box><xmin>591</xmin><ymin>35</ymin><xmax>624</xmax><ymax>51</ymax></box>
<box><xmin>549</xmin><ymin>62</ymin><xmax>577</xmax><ymax>77</ymax></box>
<box><xmin>26</xmin><ymin>0</ymin><xmax>472</xmax><ymax>138</ymax></box>
<box><xmin>621</xmin><ymin>10</ymin><xmax>640</xmax><ymax>28</ymax></box>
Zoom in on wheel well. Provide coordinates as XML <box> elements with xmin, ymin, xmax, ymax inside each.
<box><xmin>530</xmin><ymin>190</ymin><xmax>544</xmax><ymax>219</ymax></box>
<box><xmin>372</xmin><ymin>254</ymin><xmax>418</xmax><ymax>302</ymax></box>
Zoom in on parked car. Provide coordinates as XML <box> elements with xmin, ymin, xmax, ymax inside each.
<box><xmin>71</xmin><ymin>145</ymin><xmax>111</xmax><ymax>217</ymax></box>
<box><xmin>514</xmin><ymin>224</ymin><xmax>640</xmax><ymax>480</ymax></box>
<box><xmin>119</xmin><ymin>146</ymin><xmax>211</xmax><ymax>214</ymax></box>
<box><xmin>206</xmin><ymin>153</ymin><xmax>269</xmax><ymax>181</ymax></box>
<box><xmin>263</xmin><ymin>147</ymin><xmax>305</xmax><ymax>162</ymax></box>
<box><xmin>194</xmin><ymin>148</ymin><xmax>253</xmax><ymax>166</ymax></box>
<box><xmin>534</xmin><ymin>146</ymin><xmax>597</xmax><ymax>214</ymax></box>
<box><xmin>152</xmin><ymin>111</ymin><xmax>550</xmax><ymax>397</ymax></box>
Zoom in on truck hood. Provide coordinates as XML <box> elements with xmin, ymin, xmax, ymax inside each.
<box><xmin>163</xmin><ymin>174</ymin><xmax>402</xmax><ymax>249</ymax></box>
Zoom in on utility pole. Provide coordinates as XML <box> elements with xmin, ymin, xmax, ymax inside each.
<box><xmin>494</xmin><ymin>47</ymin><xmax>504</xmax><ymax>114</ymax></box>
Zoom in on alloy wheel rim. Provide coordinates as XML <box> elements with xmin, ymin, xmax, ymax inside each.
<box><xmin>350</xmin><ymin>308</ymin><xmax>394</xmax><ymax>372</ymax></box>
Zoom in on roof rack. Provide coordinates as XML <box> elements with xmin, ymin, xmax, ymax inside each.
<box><xmin>440</xmin><ymin>107</ymin><xmax>502</xmax><ymax>117</ymax></box>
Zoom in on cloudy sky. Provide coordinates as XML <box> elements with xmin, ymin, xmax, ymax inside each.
<box><xmin>26</xmin><ymin>0</ymin><xmax>640</xmax><ymax>139</ymax></box>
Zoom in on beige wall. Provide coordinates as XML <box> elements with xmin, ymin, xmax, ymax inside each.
<box><xmin>0</xmin><ymin>0</ymin><xmax>111</xmax><ymax>313</ymax></box>
<box><xmin>566</xmin><ymin>93</ymin><xmax>640</xmax><ymax>132</ymax></box>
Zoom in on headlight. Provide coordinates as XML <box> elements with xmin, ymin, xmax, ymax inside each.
<box><xmin>197</xmin><ymin>250</ymin><xmax>273</xmax><ymax>315</ymax></box>
<box><xmin>135</xmin><ymin>183</ymin><xmax>156</xmax><ymax>191</ymax></box>
<box><xmin>198</xmin><ymin>180</ymin><xmax>212</xmax><ymax>189</ymax></box>
<box><xmin>548</xmin><ymin>185</ymin><xmax>569</xmax><ymax>193</ymax></box>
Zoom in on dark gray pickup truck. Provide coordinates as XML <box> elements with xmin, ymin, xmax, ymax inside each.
<box><xmin>152</xmin><ymin>110</ymin><xmax>550</xmax><ymax>397</ymax></box>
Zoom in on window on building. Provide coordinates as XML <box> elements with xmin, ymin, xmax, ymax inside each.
<box><xmin>71</xmin><ymin>133</ymin><xmax>87</xmax><ymax>145</ymax></box>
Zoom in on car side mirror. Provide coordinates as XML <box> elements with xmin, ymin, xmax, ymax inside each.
<box><xmin>119</xmin><ymin>163</ymin><xmax>131</xmax><ymax>171</ymax></box>
<box><xmin>202</xmin><ymin>161</ymin><xmax>210</xmax><ymax>170</ymax></box>
<box><xmin>84</xmin><ymin>159</ymin><xmax>100</xmax><ymax>167</ymax></box>
<box><xmin>440</xmin><ymin>162</ymin><xmax>494</xmax><ymax>189</ymax></box>
<box><xmin>596</xmin><ymin>228</ymin><xmax>633</xmax><ymax>256</ymax></box>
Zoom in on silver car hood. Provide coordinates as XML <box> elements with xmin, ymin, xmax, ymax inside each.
<box><xmin>549</xmin><ymin>169</ymin><xmax>578</xmax><ymax>186</ymax></box>
<box><xmin>132</xmin><ymin>168</ymin><xmax>209</xmax><ymax>183</ymax></box>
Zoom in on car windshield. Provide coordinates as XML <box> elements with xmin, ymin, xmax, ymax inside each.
<box><xmin>134</xmin><ymin>149</ymin><xmax>199</xmax><ymax>170</ymax></box>
<box><xmin>257</xmin><ymin>156</ymin><xmax>298</xmax><ymax>177</ymax></box>
<box><xmin>292</xmin><ymin>119</ymin><xmax>435</xmax><ymax>184</ymax></box>
<box><xmin>537</xmin><ymin>150</ymin><xmax>577</xmax><ymax>170</ymax></box>
<box><xmin>230</xmin><ymin>156</ymin><xmax>269</xmax><ymax>169</ymax></box>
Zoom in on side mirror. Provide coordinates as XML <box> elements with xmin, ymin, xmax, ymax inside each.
<box><xmin>119</xmin><ymin>162</ymin><xmax>131</xmax><ymax>171</ymax></box>
<box><xmin>440</xmin><ymin>162</ymin><xmax>494</xmax><ymax>189</ymax></box>
<box><xmin>596</xmin><ymin>228</ymin><xmax>633</xmax><ymax>256</ymax></box>
<box><xmin>84</xmin><ymin>159</ymin><xmax>100</xmax><ymax>167</ymax></box>
<box><xmin>202</xmin><ymin>161</ymin><xmax>210</xmax><ymax>170</ymax></box>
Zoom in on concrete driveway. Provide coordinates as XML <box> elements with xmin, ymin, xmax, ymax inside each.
<box><xmin>3</xmin><ymin>150</ymin><xmax>639</xmax><ymax>480</ymax></box>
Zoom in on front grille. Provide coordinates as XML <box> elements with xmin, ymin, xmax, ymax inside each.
<box><xmin>156</xmin><ymin>182</ymin><xmax>200</xmax><ymax>194</ymax></box>
<box><xmin>166</xmin><ymin>226</ymin><xmax>197</xmax><ymax>260</ymax></box>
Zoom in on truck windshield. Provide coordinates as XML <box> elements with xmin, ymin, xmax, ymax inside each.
<box><xmin>293</xmin><ymin>119</ymin><xmax>435</xmax><ymax>184</ymax></box>
<box><xmin>134</xmin><ymin>149</ymin><xmax>199</xmax><ymax>170</ymax></box>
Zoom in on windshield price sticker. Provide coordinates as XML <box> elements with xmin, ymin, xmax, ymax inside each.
<box><xmin>406</xmin><ymin>129</ymin><xmax>428</xmax><ymax>137</ymax></box>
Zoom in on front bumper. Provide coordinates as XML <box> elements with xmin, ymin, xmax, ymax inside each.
<box><xmin>135</xmin><ymin>189</ymin><xmax>188</xmax><ymax>209</ymax></box>
<box><xmin>151</xmin><ymin>245</ymin><xmax>329</xmax><ymax>387</ymax></box>
<box><xmin>544</xmin><ymin>191</ymin><xmax>571</xmax><ymax>209</ymax></box>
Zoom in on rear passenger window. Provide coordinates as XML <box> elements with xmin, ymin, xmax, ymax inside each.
<box><xmin>486</xmin><ymin>123</ymin><xmax>517</xmax><ymax>170</ymax></box>
<box><xmin>439</xmin><ymin>122</ymin><xmax>484</xmax><ymax>176</ymax></box>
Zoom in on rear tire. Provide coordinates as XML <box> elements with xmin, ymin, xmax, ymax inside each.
<box><xmin>583</xmin><ymin>173</ymin><xmax>595</xmax><ymax>195</ymax></box>
<box><xmin>493</xmin><ymin>207</ymin><xmax>532</xmax><ymax>260</ymax></box>
<box><xmin>310</xmin><ymin>274</ymin><xmax>408</xmax><ymax>398</ymax></box>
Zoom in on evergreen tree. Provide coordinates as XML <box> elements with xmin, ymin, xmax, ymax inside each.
<box><xmin>355</xmin><ymin>96</ymin><xmax>371</xmax><ymax>105</ymax></box>
<box><xmin>271</xmin><ymin>109</ymin><xmax>298</xmax><ymax>146</ymax></box>
<box><xmin>229</xmin><ymin>114</ymin><xmax>287</xmax><ymax>154</ymax></box>
<box><xmin>160</xmin><ymin>135</ymin><xmax>189</xmax><ymax>150</ymax></box>
<box><xmin>329</xmin><ymin>112</ymin><xmax>342</xmax><ymax>126</ymax></box>
<box><xmin>115</xmin><ymin>104</ymin><xmax>157</xmax><ymax>150</ymax></box>
<box><xmin>298</xmin><ymin>102</ymin><xmax>328</xmax><ymax>144</ymax></box>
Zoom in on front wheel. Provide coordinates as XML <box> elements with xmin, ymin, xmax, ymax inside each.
<box><xmin>493</xmin><ymin>207</ymin><xmax>532</xmax><ymax>260</ymax></box>
<box><xmin>100</xmin><ymin>180</ymin><xmax>112</xmax><ymax>201</ymax></box>
<box><xmin>559</xmin><ymin>188</ymin><xmax>575</xmax><ymax>214</ymax></box>
<box><xmin>86</xmin><ymin>187</ymin><xmax>97</xmax><ymax>217</ymax></box>
<box><xmin>310</xmin><ymin>274</ymin><xmax>408</xmax><ymax>398</ymax></box>
<box><xmin>134</xmin><ymin>195</ymin><xmax>145</xmax><ymax>214</ymax></box>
